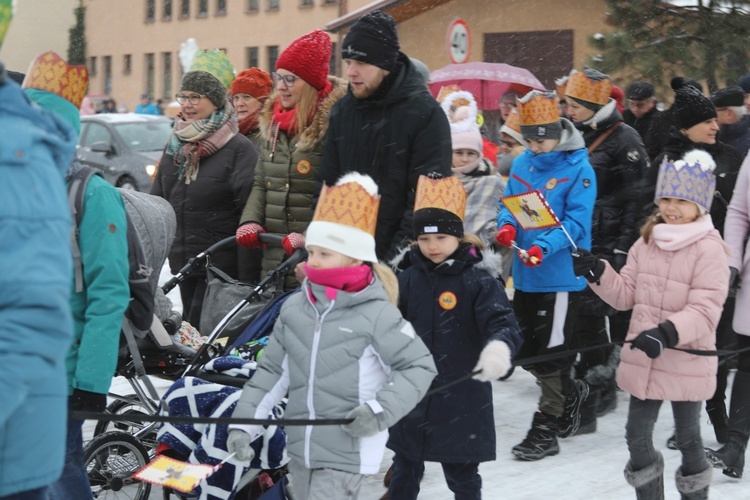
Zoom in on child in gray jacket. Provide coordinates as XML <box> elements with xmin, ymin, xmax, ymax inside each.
<box><xmin>228</xmin><ymin>173</ymin><xmax>437</xmax><ymax>499</ymax></box>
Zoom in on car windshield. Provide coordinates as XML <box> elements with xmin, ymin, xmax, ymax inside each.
<box><xmin>114</xmin><ymin>121</ymin><xmax>173</xmax><ymax>152</ymax></box>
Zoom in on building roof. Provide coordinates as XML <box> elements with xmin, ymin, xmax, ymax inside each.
<box><xmin>324</xmin><ymin>0</ymin><xmax>452</xmax><ymax>33</ymax></box>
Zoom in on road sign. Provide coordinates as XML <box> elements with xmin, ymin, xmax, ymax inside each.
<box><xmin>447</xmin><ymin>19</ymin><xmax>470</xmax><ymax>64</ymax></box>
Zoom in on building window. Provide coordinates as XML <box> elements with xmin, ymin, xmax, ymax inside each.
<box><xmin>103</xmin><ymin>56</ymin><xmax>112</xmax><ymax>95</ymax></box>
<box><xmin>162</xmin><ymin>52</ymin><xmax>172</xmax><ymax>100</ymax></box>
<box><xmin>267</xmin><ymin>0</ymin><xmax>279</xmax><ymax>11</ymax></box>
<box><xmin>198</xmin><ymin>0</ymin><xmax>208</xmax><ymax>16</ymax></box>
<box><xmin>321</xmin><ymin>0</ymin><xmax>337</xmax><ymax>4</ymax></box>
<box><xmin>246</xmin><ymin>47</ymin><xmax>259</xmax><ymax>68</ymax></box>
<box><xmin>216</xmin><ymin>0</ymin><xmax>227</xmax><ymax>15</ymax></box>
<box><xmin>300</xmin><ymin>0</ymin><xmax>313</xmax><ymax>6</ymax></box>
<box><xmin>180</xmin><ymin>0</ymin><xmax>189</xmax><ymax>17</ymax></box>
<box><xmin>247</xmin><ymin>0</ymin><xmax>259</xmax><ymax>11</ymax></box>
<box><xmin>145</xmin><ymin>53</ymin><xmax>155</xmax><ymax>97</ymax></box>
<box><xmin>267</xmin><ymin>46</ymin><xmax>279</xmax><ymax>73</ymax></box>
<box><xmin>163</xmin><ymin>0</ymin><xmax>172</xmax><ymax>19</ymax></box>
<box><xmin>89</xmin><ymin>56</ymin><xmax>97</xmax><ymax>76</ymax></box>
<box><xmin>146</xmin><ymin>0</ymin><xmax>155</xmax><ymax>21</ymax></box>
<box><xmin>123</xmin><ymin>54</ymin><xmax>132</xmax><ymax>75</ymax></box>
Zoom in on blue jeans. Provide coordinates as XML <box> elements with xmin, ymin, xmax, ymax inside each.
<box><xmin>388</xmin><ymin>454</ymin><xmax>481</xmax><ymax>500</ymax></box>
<box><xmin>0</xmin><ymin>488</ymin><xmax>48</xmax><ymax>500</ymax></box>
<box><xmin>47</xmin><ymin>419</ymin><xmax>93</xmax><ymax>500</ymax></box>
<box><xmin>626</xmin><ymin>396</ymin><xmax>706</xmax><ymax>475</ymax></box>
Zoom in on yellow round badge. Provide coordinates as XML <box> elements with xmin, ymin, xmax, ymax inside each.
<box><xmin>546</xmin><ymin>178</ymin><xmax>557</xmax><ymax>190</ymax></box>
<box><xmin>438</xmin><ymin>291</ymin><xmax>458</xmax><ymax>310</ymax></box>
<box><xmin>296</xmin><ymin>160</ymin><xmax>311</xmax><ymax>175</ymax></box>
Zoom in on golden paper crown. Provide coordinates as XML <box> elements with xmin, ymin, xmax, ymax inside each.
<box><xmin>414</xmin><ymin>176</ymin><xmax>466</xmax><ymax>221</ymax></box>
<box><xmin>22</xmin><ymin>51</ymin><xmax>89</xmax><ymax>108</ymax></box>
<box><xmin>504</xmin><ymin>108</ymin><xmax>522</xmax><ymax>134</ymax></box>
<box><xmin>313</xmin><ymin>175</ymin><xmax>380</xmax><ymax>236</ymax></box>
<box><xmin>565</xmin><ymin>70</ymin><xmax>612</xmax><ymax>106</ymax></box>
<box><xmin>555</xmin><ymin>76</ymin><xmax>569</xmax><ymax>100</ymax></box>
<box><xmin>436</xmin><ymin>84</ymin><xmax>462</xmax><ymax>104</ymax></box>
<box><xmin>517</xmin><ymin>91</ymin><xmax>559</xmax><ymax>127</ymax></box>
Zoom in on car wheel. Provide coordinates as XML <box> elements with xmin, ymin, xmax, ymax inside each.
<box><xmin>117</xmin><ymin>176</ymin><xmax>138</xmax><ymax>191</ymax></box>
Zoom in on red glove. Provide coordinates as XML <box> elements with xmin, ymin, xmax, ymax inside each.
<box><xmin>282</xmin><ymin>233</ymin><xmax>306</xmax><ymax>256</ymax></box>
<box><xmin>236</xmin><ymin>223</ymin><xmax>265</xmax><ymax>248</ymax></box>
<box><xmin>495</xmin><ymin>224</ymin><xmax>517</xmax><ymax>247</ymax></box>
<box><xmin>521</xmin><ymin>245</ymin><xmax>543</xmax><ymax>267</ymax></box>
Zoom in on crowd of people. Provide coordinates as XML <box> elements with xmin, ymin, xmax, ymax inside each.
<box><xmin>4</xmin><ymin>6</ymin><xmax>750</xmax><ymax>500</ymax></box>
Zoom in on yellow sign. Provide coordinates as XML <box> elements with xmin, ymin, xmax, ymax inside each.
<box><xmin>132</xmin><ymin>455</ymin><xmax>217</xmax><ymax>493</ymax></box>
<box><xmin>501</xmin><ymin>190</ymin><xmax>561</xmax><ymax>230</ymax></box>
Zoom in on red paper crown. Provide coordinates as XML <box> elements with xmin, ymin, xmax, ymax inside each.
<box><xmin>22</xmin><ymin>51</ymin><xmax>89</xmax><ymax>108</ymax></box>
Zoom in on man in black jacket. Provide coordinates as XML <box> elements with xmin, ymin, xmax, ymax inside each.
<box><xmin>319</xmin><ymin>10</ymin><xmax>452</xmax><ymax>260</ymax></box>
<box><xmin>623</xmin><ymin>81</ymin><xmax>661</xmax><ymax>150</ymax></box>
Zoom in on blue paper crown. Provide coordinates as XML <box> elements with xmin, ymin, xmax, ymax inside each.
<box><xmin>654</xmin><ymin>150</ymin><xmax>716</xmax><ymax>213</ymax></box>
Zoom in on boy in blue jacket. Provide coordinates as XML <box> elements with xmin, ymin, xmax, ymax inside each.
<box><xmin>495</xmin><ymin>90</ymin><xmax>596</xmax><ymax>461</ymax></box>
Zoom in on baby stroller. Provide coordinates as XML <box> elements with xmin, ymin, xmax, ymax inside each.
<box><xmin>83</xmin><ymin>233</ymin><xmax>305</xmax><ymax>500</ymax></box>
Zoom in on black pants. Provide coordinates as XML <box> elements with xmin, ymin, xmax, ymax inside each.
<box><xmin>574</xmin><ymin>314</ymin><xmax>608</xmax><ymax>374</ymax></box>
<box><xmin>179</xmin><ymin>275</ymin><xmax>207</xmax><ymax>328</ymax></box>
<box><xmin>388</xmin><ymin>453</ymin><xmax>481</xmax><ymax>500</ymax></box>
<box><xmin>709</xmin><ymin>296</ymin><xmax>738</xmax><ymax>405</ymax></box>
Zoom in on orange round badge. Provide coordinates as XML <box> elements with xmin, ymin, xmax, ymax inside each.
<box><xmin>296</xmin><ymin>160</ymin><xmax>311</xmax><ymax>175</ymax></box>
<box><xmin>438</xmin><ymin>291</ymin><xmax>458</xmax><ymax>310</ymax></box>
<box><xmin>546</xmin><ymin>178</ymin><xmax>557</xmax><ymax>190</ymax></box>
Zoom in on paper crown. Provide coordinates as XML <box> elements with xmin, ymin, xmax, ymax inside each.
<box><xmin>655</xmin><ymin>149</ymin><xmax>717</xmax><ymax>213</ymax></box>
<box><xmin>436</xmin><ymin>84</ymin><xmax>461</xmax><ymax>104</ymax></box>
<box><xmin>565</xmin><ymin>69</ymin><xmax>612</xmax><ymax>106</ymax></box>
<box><xmin>414</xmin><ymin>175</ymin><xmax>466</xmax><ymax>221</ymax></box>
<box><xmin>517</xmin><ymin>90</ymin><xmax>559</xmax><ymax>127</ymax></box>
<box><xmin>554</xmin><ymin>76</ymin><xmax>569</xmax><ymax>101</ymax></box>
<box><xmin>441</xmin><ymin>90</ymin><xmax>478</xmax><ymax>132</ymax></box>
<box><xmin>0</xmin><ymin>0</ymin><xmax>12</xmax><ymax>50</ymax></box>
<box><xmin>22</xmin><ymin>51</ymin><xmax>89</xmax><ymax>108</ymax></box>
<box><xmin>503</xmin><ymin>108</ymin><xmax>522</xmax><ymax>134</ymax></box>
<box><xmin>189</xmin><ymin>49</ymin><xmax>235</xmax><ymax>89</ymax></box>
<box><xmin>313</xmin><ymin>173</ymin><xmax>380</xmax><ymax>236</ymax></box>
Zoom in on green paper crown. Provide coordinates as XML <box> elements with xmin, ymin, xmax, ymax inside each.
<box><xmin>189</xmin><ymin>49</ymin><xmax>235</xmax><ymax>89</ymax></box>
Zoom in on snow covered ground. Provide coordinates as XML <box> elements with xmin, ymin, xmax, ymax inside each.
<box><xmin>92</xmin><ymin>264</ymin><xmax>746</xmax><ymax>499</ymax></box>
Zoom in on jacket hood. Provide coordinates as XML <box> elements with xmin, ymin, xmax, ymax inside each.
<box><xmin>259</xmin><ymin>75</ymin><xmax>348</xmax><ymax>152</ymax></box>
<box><xmin>578</xmin><ymin>98</ymin><xmax>622</xmax><ymax>132</ymax></box>
<box><xmin>553</xmin><ymin>118</ymin><xmax>586</xmax><ymax>152</ymax></box>
<box><xmin>393</xmin><ymin>243</ymin><xmax>490</xmax><ymax>277</ymax></box>
<box><xmin>349</xmin><ymin>53</ymin><xmax>429</xmax><ymax>109</ymax></box>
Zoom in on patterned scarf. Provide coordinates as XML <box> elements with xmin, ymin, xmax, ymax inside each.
<box><xmin>238</xmin><ymin>113</ymin><xmax>260</xmax><ymax>137</ymax></box>
<box><xmin>166</xmin><ymin>104</ymin><xmax>238</xmax><ymax>184</ymax></box>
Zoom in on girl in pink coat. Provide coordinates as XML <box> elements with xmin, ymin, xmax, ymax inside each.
<box><xmin>573</xmin><ymin>149</ymin><xmax>730</xmax><ymax>500</ymax></box>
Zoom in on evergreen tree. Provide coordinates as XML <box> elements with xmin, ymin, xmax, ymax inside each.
<box><xmin>68</xmin><ymin>2</ymin><xmax>85</xmax><ymax>66</ymax></box>
<box><xmin>589</xmin><ymin>0</ymin><xmax>750</xmax><ymax>93</ymax></box>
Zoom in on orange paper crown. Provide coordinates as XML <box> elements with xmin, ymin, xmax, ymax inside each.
<box><xmin>22</xmin><ymin>51</ymin><xmax>89</xmax><ymax>108</ymax></box>
<box><xmin>436</xmin><ymin>84</ymin><xmax>462</xmax><ymax>104</ymax></box>
<box><xmin>414</xmin><ymin>176</ymin><xmax>466</xmax><ymax>221</ymax></box>
<box><xmin>504</xmin><ymin>108</ymin><xmax>522</xmax><ymax>134</ymax></box>
<box><xmin>564</xmin><ymin>70</ymin><xmax>612</xmax><ymax>106</ymax></box>
<box><xmin>554</xmin><ymin>76</ymin><xmax>569</xmax><ymax>100</ymax></box>
<box><xmin>313</xmin><ymin>179</ymin><xmax>380</xmax><ymax>236</ymax></box>
<box><xmin>517</xmin><ymin>91</ymin><xmax>559</xmax><ymax>127</ymax></box>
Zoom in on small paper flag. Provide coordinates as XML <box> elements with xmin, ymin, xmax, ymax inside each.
<box><xmin>501</xmin><ymin>190</ymin><xmax>560</xmax><ymax>230</ymax></box>
<box><xmin>131</xmin><ymin>455</ymin><xmax>221</xmax><ymax>493</ymax></box>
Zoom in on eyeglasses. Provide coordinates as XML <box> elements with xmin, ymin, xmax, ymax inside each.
<box><xmin>175</xmin><ymin>93</ymin><xmax>206</xmax><ymax>105</ymax></box>
<box><xmin>272</xmin><ymin>72</ymin><xmax>298</xmax><ymax>87</ymax></box>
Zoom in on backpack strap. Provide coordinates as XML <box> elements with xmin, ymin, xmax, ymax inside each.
<box><xmin>67</xmin><ymin>166</ymin><xmax>103</xmax><ymax>293</ymax></box>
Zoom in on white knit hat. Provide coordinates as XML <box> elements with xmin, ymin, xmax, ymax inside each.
<box><xmin>305</xmin><ymin>173</ymin><xmax>380</xmax><ymax>262</ymax></box>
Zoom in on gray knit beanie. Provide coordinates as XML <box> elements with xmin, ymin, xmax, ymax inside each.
<box><xmin>180</xmin><ymin>70</ymin><xmax>226</xmax><ymax>109</ymax></box>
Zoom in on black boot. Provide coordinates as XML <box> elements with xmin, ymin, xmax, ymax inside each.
<box><xmin>512</xmin><ymin>411</ymin><xmax>560</xmax><ymax>461</ymax></box>
<box><xmin>595</xmin><ymin>345</ymin><xmax>620</xmax><ymax>417</ymax></box>
<box><xmin>706</xmin><ymin>400</ymin><xmax>729</xmax><ymax>444</ymax></box>
<box><xmin>623</xmin><ymin>452</ymin><xmax>664</xmax><ymax>500</ymax></box>
<box><xmin>574</xmin><ymin>386</ymin><xmax>599</xmax><ymax>435</ymax></box>
<box><xmin>675</xmin><ymin>466</ymin><xmax>711</xmax><ymax>500</ymax></box>
<box><xmin>705</xmin><ymin>370</ymin><xmax>750</xmax><ymax>479</ymax></box>
<box><xmin>558</xmin><ymin>379</ymin><xmax>589</xmax><ymax>438</ymax></box>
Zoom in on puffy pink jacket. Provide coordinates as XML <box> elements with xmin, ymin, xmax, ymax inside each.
<box><xmin>724</xmin><ymin>154</ymin><xmax>750</xmax><ymax>337</ymax></box>
<box><xmin>591</xmin><ymin>218</ymin><xmax>729</xmax><ymax>401</ymax></box>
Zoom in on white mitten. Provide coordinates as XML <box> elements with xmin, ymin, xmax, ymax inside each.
<box><xmin>227</xmin><ymin>429</ymin><xmax>255</xmax><ymax>462</ymax></box>
<box><xmin>341</xmin><ymin>404</ymin><xmax>381</xmax><ymax>437</ymax></box>
<box><xmin>472</xmin><ymin>340</ymin><xmax>511</xmax><ymax>381</ymax></box>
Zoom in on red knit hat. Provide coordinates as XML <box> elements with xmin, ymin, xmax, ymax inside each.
<box><xmin>276</xmin><ymin>29</ymin><xmax>331</xmax><ymax>90</ymax></box>
<box><xmin>230</xmin><ymin>68</ymin><xmax>273</xmax><ymax>99</ymax></box>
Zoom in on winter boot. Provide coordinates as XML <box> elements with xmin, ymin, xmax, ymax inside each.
<box><xmin>674</xmin><ymin>466</ymin><xmax>711</xmax><ymax>500</ymax></box>
<box><xmin>558</xmin><ymin>379</ymin><xmax>589</xmax><ymax>438</ymax></box>
<box><xmin>574</xmin><ymin>386</ymin><xmax>599</xmax><ymax>436</ymax></box>
<box><xmin>596</xmin><ymin>345</ymin><xmax>620</xmax><ymax>418</ymax></box>
<box><xmin>623</xmin><ymin>452</ymin><xmax>664</xmax><ymax>500</ymax></box>
<box><xmin>706</xmin><ymin>400</ymin><xmax>729</xmax><ymax>444</ymax></box>
<box><xmin>705</xmin><ymin>370</ymin><xmax>750</xmax><ymax>479</ymax></box>
<box><xmin>512</xmin><ymin>411</ymin><xmax>560</xmax><ymax>461</ymax></box>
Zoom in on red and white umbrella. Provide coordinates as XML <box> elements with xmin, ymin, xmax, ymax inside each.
<box><xmin>428</xmin><ymin>62</ymin><xmax>546</xmax><ymax>111</ymax></box>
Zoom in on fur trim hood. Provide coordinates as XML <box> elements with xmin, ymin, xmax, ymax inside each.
<box><xmin>389</xmin><ymin>241</ymin><xmax>504</xmax><ymax>279</ymax></box>
<box><xmin>259</xmin><ymin>75</ymin><xmax>348</xmax><ymax>152</ymax></box>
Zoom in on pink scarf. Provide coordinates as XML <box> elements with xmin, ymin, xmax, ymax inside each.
<box><xmin>304</xmin><ymin>264</ymin><xmax>372</xmax><ymax>300</ymax></box>
<box><xmin>651</xmin><ymin>215</ymin><xmax>714</xmax><ymax>251</ymax></box>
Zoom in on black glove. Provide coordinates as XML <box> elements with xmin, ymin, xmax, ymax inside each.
<box><xmin>729</xmin><ymin>266</ymin><xmax>741</xmax><ymax>298</ymax></box>
<box><xmin>571</xmin><ymin>248</ymin><xmax>605</xmax><ymax>283</ymax></box>
<box><xmin>630</xmin><ymin>321</ymin><xmax>678</xmax><ymax>359</ymax></box>
<box><xmin>69</xmin><ymin>388</ymin><xmax>107</xmax><ymax>413</ymax></box>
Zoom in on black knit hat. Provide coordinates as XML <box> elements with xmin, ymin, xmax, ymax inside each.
<box><xmin>711</xmin><ymin>86</ymin><xmax>745</xmax><ymax>108</ymax></box>
<box><xmin>413</xmin><ymin>208</ymin><xmax>464</xmax><ymax>239</ymax></box>
<box><xmin>341</xmin><ymin>10</ymin><xmax>400</xmax><ymax>71</ymax></box>
<box><xmin>671</xmin><ymin>76</ymin><xmax>703</xmax><ymax>94</ymax></box>
<box><xmin>738</xmin><ymin>73</ymin><xmax>750</xmax><ymax>94</ymax></box>
<box><xmin>626</xmin><ymin>81</ymin><xmax>654</xmax><ymax>100</ymax></box>
<box><xmin>180</xmin><ymin>70</ymin><xmax>226</xmax><ymax>109</ymax></box>
<box><xmin>673</xmin><ymin>86</ymin><xmax>716</xmax><ymax>130</ymax></box>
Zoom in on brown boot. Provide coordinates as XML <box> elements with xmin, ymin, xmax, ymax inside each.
<box><xmin>379</xmin><ymin>464</ymin><xmax>393</xmax><ymax>500</ymax></box>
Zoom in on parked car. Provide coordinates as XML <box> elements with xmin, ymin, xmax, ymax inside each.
<box><xmin>76</xmin><ymin>113</ymin><xmax>173</xmax><ymax>192</ymax></box>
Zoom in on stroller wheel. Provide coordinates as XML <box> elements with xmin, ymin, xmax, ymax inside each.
<box><xmin>84</xmin><ymin>431</ymin><xmax>152</xmax><ymax>500</ymax></box>
<box><xmin>95</xmin><ymin>396</ymin><xmax>159</xmax><ymax>452</ymax></box>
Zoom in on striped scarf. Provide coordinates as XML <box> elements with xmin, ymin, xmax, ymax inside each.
<box><xmin>166</xmin><ymin>103</ymin><xmax>238</xmax><ymax>184</ymax></box>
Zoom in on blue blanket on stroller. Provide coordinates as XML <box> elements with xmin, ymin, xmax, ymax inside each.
<box><xmin>157</xmin><ymin>376</ymin><xmax>288</xmax><ymax>500</ymax></box>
